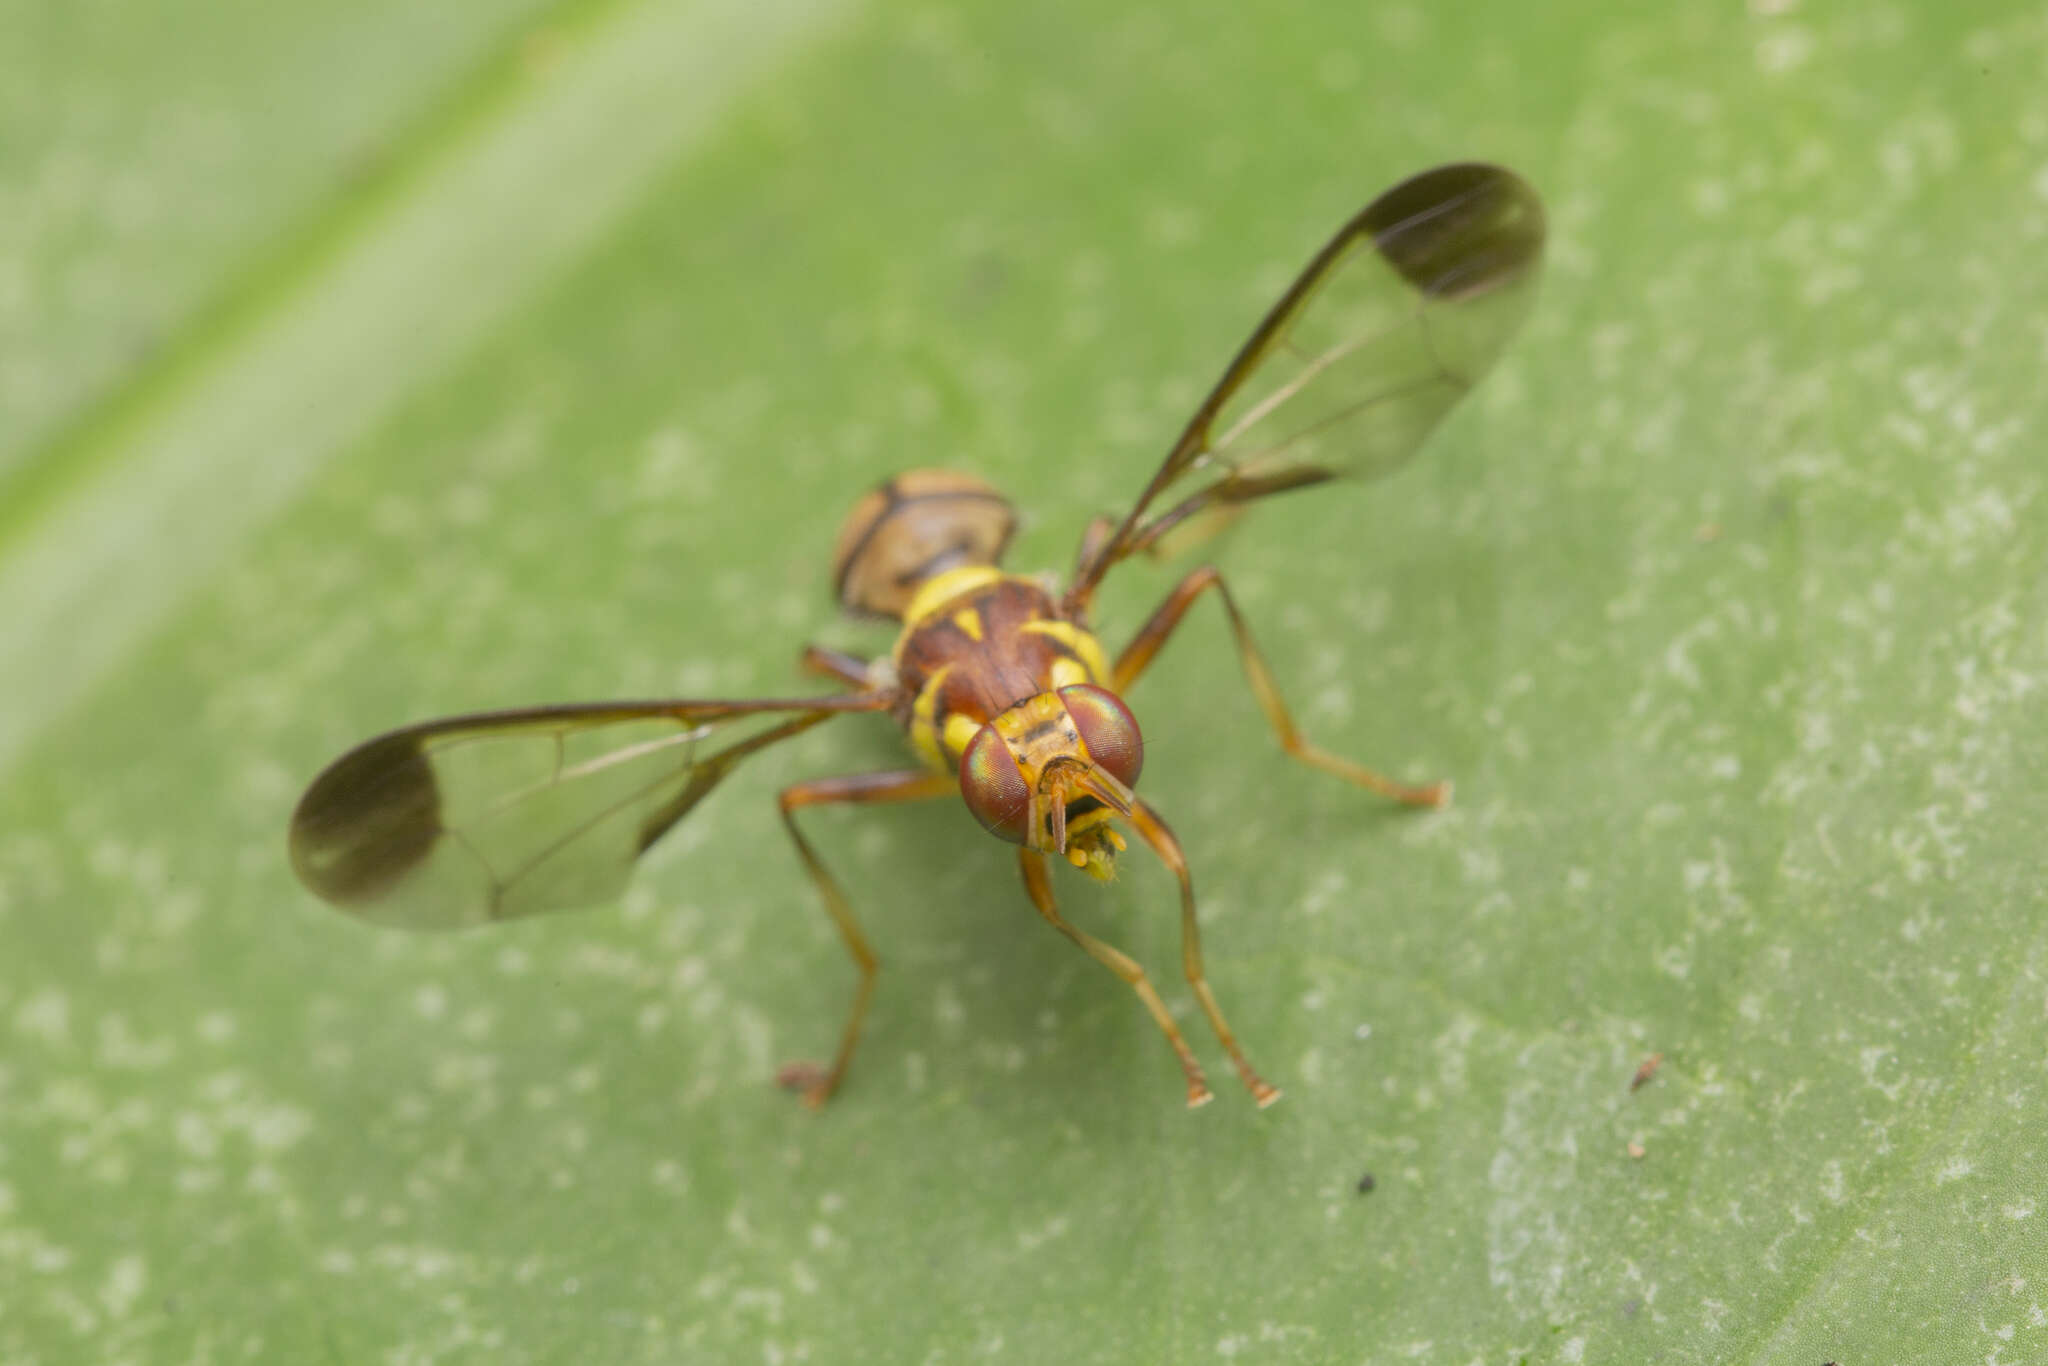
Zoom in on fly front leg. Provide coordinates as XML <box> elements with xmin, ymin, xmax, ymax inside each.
<box><xmin>1124</xmin><ymin>801</ymin><xmax>1281</xmax><ymax>1107</ymax></box>
<box><xmin>1018</xmin><ymin>849</ymin><xmax>1214</xmax><ymax>1107</ymax></box>
<box><xmin>776</xmin><ymin>769</ymin><xmax>955</xmax><ymax>1106</ymax></box>
<box><xmin>1113</xmin><ymin>565</ymin><xmax>1450</xmax><ymax>808</ymax></box>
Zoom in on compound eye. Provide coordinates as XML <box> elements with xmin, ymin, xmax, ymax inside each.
<box><xmin>1059</xmin><ymin>684</ymin><xmax>1143</xmax><ymax>789</ymax></box>
<box><xmin>959</xmin><ymin>724</ymin><xmax>1031</xmax><ymax>843</ymax></box>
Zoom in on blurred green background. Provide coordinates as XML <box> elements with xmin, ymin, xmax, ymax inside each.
<box><xmin>5</xmin><ymin>1</ymin><xmax>2045</xmax><ymax>1361</ymax></box>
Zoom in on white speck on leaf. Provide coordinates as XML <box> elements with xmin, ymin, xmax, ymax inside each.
<box><xmin>98</xmin><ymin>1253</ymin><xmax>145</xmax><ymax>1319</ymax></box>
<box><xmin>1755</xmin><ymin>26</ymin><xmax>1813</xmax><ymax>73</ymax></box>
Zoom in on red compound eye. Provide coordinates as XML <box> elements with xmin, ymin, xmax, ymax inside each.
<box><xmin>959</xmin><ymin>724</ymin><xmax>1030</xmax><ymax>843</ymax></box>
<box><xmin>1058</xmin><ymin>684</ymin><xmax>1143</xmax><ymax>790</ymax></box>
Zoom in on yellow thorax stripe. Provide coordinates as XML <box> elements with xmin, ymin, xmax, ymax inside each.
<box><xmin>1020</xmin><ymin>619</ymin><xmax>1111</xmax><ymax>685</ymax></box>
<box><xmin>942</xmin><ymin>711</ymin><xmax>982</xmax><ymax>760</ymax></box>
<box><xmin>909</xmin><ymin>665</ymin><xmax>954</xmax><ymax>772</ymax></box>
<box><xmin>900</xmin><ymin>565</ymin><xmax>1006</xmax><ymax>633</ymax></box>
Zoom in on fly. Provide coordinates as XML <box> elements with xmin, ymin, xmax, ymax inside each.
<box><xmin>288</xmin><ymin>163</ymin><xmax>1545</xmax><ymax>1108</ymax></box>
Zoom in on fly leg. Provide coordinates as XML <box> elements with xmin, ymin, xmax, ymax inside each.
<box><xmin>1112</xmin><ymin>565</ymin><xmax>1449</xmax><ymax>807</ymax></box>
<box><xmin>799</xmin><ymin>644</ymin><xmax>877</xmax><ymax>690</ymax></box>
<box><xmin>1018</xmin><ymin>848</ymin><xmax>1215</xmax><ymax>1108</ymax></box>
<box><xmin>776</xmin><ymin>769</ymin><xmax>954</xmax><ymax>1106</ymax></box>
<box><xmin>1123</xmin><ymin>802</ymin><xmax>1281</xmax><ymax>1106</ymax></box>
<box><xmin>1071</xmin><ymin>514</ymin><xmax>1115</xmax><ymax>587</ymax></box>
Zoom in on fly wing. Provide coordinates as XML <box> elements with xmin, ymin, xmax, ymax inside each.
<box><xmin>1073</xmin><ymin>163</ymin><xmax>1544</xmax><ymax>595</ymax></box>
<box><xmin>287</xmin><ymin>696</ymin><xmax>883</xmax><ymax>929</ymax></box>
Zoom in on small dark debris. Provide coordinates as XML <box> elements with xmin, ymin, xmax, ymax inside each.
<box><xmin>1355</xmin><ymin>1171</ymin><xmax>1376</xmax><ymax>1194</ymax></box>
<box><xmin>1630</xmin><ymin>1053</ymin><xmax>1665</xmax><ymax>1091</ymax></box>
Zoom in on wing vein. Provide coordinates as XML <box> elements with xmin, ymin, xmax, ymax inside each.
<box><xmin>1210</xmin><ymin>309</ymin><xmax>1425</xmax><ymax>456</ymax></box>
<box><xmin>490</xmin><ymin>737</ymin><xmax>722</xmax><ymax>911</ymax></box>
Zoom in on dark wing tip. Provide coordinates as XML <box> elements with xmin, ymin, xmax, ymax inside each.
<box><xmin>288</xmin><ymin>731</ymin><xmax>443</xmax><ymax>907</ymax></box>
<box><xmin>1359</xmin><ymin>162</ymin><xmax>1545</xmax><ymax>301</ymax></box>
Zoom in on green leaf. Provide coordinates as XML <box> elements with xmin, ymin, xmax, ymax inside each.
<box><xmin>4</xmin><ymin>2</ymin><xmax>2043</xmax><ymax>1362</ymax></box>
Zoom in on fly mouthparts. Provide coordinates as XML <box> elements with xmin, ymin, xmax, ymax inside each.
<box><xmin>1071</xmin><ymin>766</ymin><xmax>1134</xmax><ymax>819</ymax></box>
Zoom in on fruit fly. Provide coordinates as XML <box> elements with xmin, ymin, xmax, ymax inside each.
<box><xmin>288</xmin><ymin>163</ymin><xmax>1545</xmax><ymax>1108</ymax></box>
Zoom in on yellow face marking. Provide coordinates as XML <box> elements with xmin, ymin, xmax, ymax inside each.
<box><xmin>989</xmin><ymin>691</ymin><xmax>1075</xmax><ymax>760</ymax></box>
<box><xmin>1019</xmin><ymin>619</ymin><xmax>1111</xmax><ymax>685</ymax></box>
<box><xmin>909</xmin><ymin>665</ymin><xmax>954</xmax><ymax>772</ymax></box>
<box><xmin>985</xmin><ymin>692</ymin><xmax>1129</xmax><ymax>869</ymax></box>
<box><xmin>950</xmin><ymin>607</ymin><xmax>985</xmax><ymax>642</ymax></box>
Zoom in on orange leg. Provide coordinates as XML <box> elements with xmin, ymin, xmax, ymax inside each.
<box><xmin>1123</xmin><ymin>801</ymin><xmax>1281</xmax><ymax>1107</ymax></box>
<box><xmin>1113</xmin><ymin>565</ymin><xmax>1449</xmax><ymax>808</ymax></box>
<box><xmin>800</xmin><ymin>643</ymin><xmax>875</xmax><ymax>689</ymax></box>
<box><xmin>1017</xmin><ymin>848</ymin><xmax>1214</xmax><ymax>1107</ymax></box>
<box><xmin>776</xmin><ymin>768</ymin><xmax>955</xmax><ymax>1106</ymax></box>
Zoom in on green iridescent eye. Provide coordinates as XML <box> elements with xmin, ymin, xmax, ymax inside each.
<box><xmin>1059</xmin><ymin>685</ymin><xmax>1143</xmax><ymax>789</ymax></box>
<box><xmin>959</xmin><ymin>724</ymin><xmax>1031</xmax><ymax>842</ymax></box>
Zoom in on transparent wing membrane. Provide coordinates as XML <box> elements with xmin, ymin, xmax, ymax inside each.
<box><xmin>1074</xmin><ymin>163</ymin><xmax>1544</xmax><ymax>594</ymax></box>
<box><xmin>289</xmin><ymin>699</ymin><xmax>876</xmax><ymax>929</ymax></box>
